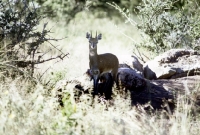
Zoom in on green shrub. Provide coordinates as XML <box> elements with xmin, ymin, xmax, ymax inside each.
<box><xmin>108</xmin><ymin>0</ymin><xmax>200</xmax><ymax>54</ymax></box>
<box><xmin>35</xmin><ymin>0</ymin><xmax>85</xmax><ymax>23</ymax></box>
<box><xmin>35</xmin><ymin>0</ymin><xmax>141</xmax><ymax>23</ymax></box>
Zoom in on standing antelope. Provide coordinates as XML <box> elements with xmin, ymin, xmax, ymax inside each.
<box><xmin>86</xmin><ymin>32</ymin><xmax>119</xmax><ymax>98</ymax></box>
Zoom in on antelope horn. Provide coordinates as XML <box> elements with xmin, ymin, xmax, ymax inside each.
<box><xmin>90</xmin><ymin>31</ymin><xmax>92</xmax><ymax>38</ymax></box>
<box><xmin>96</xmin><ymin>31</ymin><xmax>97</xmax><ymax>38</ymax></box>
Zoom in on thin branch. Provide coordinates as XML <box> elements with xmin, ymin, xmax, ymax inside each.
<box><xmin>38</xmin><ymin>66</ymin><xmax>52</xmax><ymax>82</ymax></box>
<box><xmin>17</xmin><ymin>53</ymin><xmax>68</xmax><ymax>64</ymax></box>
<box><xmin>107</xmin><ymin>2</ymin><xmax>137</xmax><ymax>26</ymax></box>
<box><xmin>38</xmin><ymin>53</ymin><xmax>68</xmax><ymax>63</ymax></box>
<box><xmin>46</xmin><ymin>40</ymin><xmax>66</xmax><ymax>54</ymax></box>
<box><xmin>45</xmin><ymin>37</ymin><xmax>67</xmax><ymax>41</ymax></box>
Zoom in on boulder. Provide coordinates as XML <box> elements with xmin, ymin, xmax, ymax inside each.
<box><xmin>117</xmin><ymin>67</ymin><xmax>146</xmax><ymax>90</ymax></box>
<box><xmin>131</xmin><ymin>75</ymin><xmax>200</xmax><ymax>111</ymax></box>
<box><xmin>53</xmin><ymin>70</ymin><xmax>200</xmax><ymax>112</ymax></box>
<box><xmin>118</xmin><ymin>55</ymin><xmax>135</xmax><ymax>68</ymax></box>
<box><xmin>84</xmin><ymin>66</ymin><xmax>146</xmax><ymax>98</ymax></box>
<box><xmin>143</xmin><ymin>49</ymin><xmax>200</xmax><ymax>79</ymax></box>
<box><xmin>118</xmin><ymin>55</ymin><xmax>144</xmax><ymax>75</ymax></box>
<box><xmin>132</xmin><ymin>55</ymin><xmax>143</xmax><ymax>75</ymax></box>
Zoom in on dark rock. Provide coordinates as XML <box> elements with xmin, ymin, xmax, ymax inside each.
<box><xmin>54</xmin><ymin>69</ymin><xmax>200</xmax><ymax>113</ymax></box>
<box><xmin>131</xmin><ymin>75</ymin><xmax>200</xmax><ymax>112</ymax></box>
<box><xmin>117</xmin><ymin>67</ymin><xmax>146</xmax><ymax>90</ymax></box>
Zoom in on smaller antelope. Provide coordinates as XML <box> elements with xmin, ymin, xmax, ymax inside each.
<box><xmin>86</xmin><ymin>32</ymin><xmax>119</xmax><ymax>98</ymax></box>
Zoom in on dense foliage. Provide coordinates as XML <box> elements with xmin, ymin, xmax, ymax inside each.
<box><xmin>137</xmin><ymin>0</ymin><xmax>200</xmax><ymax>53</ymax></box>
<box><xmin>109</xmin><ymin>0</ymin><xmax>200</xmax><ymax>54</ymax></box>
<box><xmin>34</xmin><ymin>0</ymin><xmax>141</xmax><ymax>23</ymax></box>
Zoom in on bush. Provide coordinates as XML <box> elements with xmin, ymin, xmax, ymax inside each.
<box><xmin>108</xmin><ymin>0</ymin><xmax>200</xmax><ymax>54</ymax></box>
<box><xmin>0</xmin><ymin>0</ymin><xmax>68</xmax><ymax>79</ymax></box>
<box><xmin>35</xmin><ymin>0</ymin><xmax>141</xmax><ymax>23</ymax></box>
<box><xmin>35</xmin><ymin>0</ymin><xmax>85</xmax><ymax>23</ymax></box>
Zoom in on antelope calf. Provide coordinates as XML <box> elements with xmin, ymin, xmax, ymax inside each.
<box><xmin>86</xmin><ymin>32</ymin><xmax>119</xmax><ymax>98</ymax></box>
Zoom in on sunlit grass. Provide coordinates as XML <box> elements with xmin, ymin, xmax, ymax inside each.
<box><xmin>1</xmin><ymin>76</ymin><xmax>200</xmax><ymax>134</ymax></box>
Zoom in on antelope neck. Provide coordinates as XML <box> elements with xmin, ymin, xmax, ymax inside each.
<box><xmin>89</xmin><ymin>48</ymin><xmax>99</xmax><ymax>67</ymax></box>
<box><xmin>89</xmin><ymin>48</ymin><xmax>98</xmax><ymax>57</ymax></box>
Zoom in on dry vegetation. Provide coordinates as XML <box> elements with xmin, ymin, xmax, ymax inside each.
<box><xmin>1</xmin><ymin>5</ymin><xmax>200</xmax><ymax>135</ymax></box>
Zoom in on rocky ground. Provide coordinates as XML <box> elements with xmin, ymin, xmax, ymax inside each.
<box><xmin>55</xmin><ymin>49</ymin><xmax>200</xmax><ymax>113</ymax></box>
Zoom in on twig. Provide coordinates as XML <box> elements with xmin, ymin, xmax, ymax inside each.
<box><xmin>46</xmin><ymin>40</ymin><xmax>66</xmax><ymax>54</ymax></box>
<box><xmin>38</xmin><ymin>66</ymin><xmax>52</xmax><ymax>82</ymax></box>
<box><xmin>11</xmin><ymin>53</ymin><xmax>69</xmax><ymax>66</ymax></box>
<box><xmin>107</xmin><ymin>2</ymin><xmax>137</xmax><ymax>26</ymax></box>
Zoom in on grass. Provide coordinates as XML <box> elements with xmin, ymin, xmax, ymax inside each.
<box><xmin>0</xmin><ymin>10</ymin><xmax>200</xmax><ymax>135</ymax></box>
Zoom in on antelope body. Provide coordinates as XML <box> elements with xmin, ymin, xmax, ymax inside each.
<box><xmin>86</xmin><ymin>32</ymin><xmax>119</xmax><ymax>98</ymax></box>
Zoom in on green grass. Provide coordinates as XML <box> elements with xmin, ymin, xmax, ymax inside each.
<box><xmin>1</xmin><ymin>11</ymin><xmax>200</xmax><ymax>135</ymax></box>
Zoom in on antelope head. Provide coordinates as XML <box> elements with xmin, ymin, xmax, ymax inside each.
<box><xmin>86</xmin><ymin>31</ymin><xmax>102</xmax><ymax>49</ymax></box>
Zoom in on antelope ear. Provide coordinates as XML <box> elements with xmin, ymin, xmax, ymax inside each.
<box><xmin>86</xmin><ymin>32</ymin><xmax>91</xmax><ymax>39</ymax></box>
<box><xmin>97</xmin><ymin>34</ymin><xmax>102</xmax><ymax>40</ymax></box>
